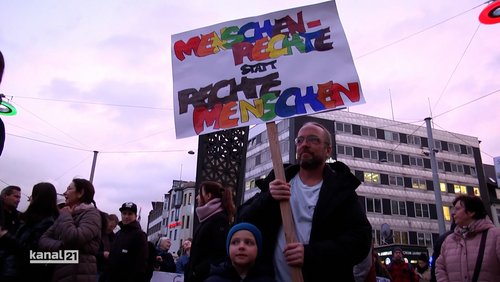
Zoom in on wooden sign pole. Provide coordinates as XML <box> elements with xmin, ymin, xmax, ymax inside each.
<box><xmin>266</xmin><ymin>121</ymin><xmax>304</xmax><ymax>282</ymax></box>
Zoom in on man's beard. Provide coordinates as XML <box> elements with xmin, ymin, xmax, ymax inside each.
<box><xmin>298</xmin><ymin>152</ymin><xmax>324</xmax><ymax>170</ymax></box>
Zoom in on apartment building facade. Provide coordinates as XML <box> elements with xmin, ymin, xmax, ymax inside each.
<box><xmin>146</xmin><ymin>201</ymin><xmax>164</xmax><ymax>242</ymax></box>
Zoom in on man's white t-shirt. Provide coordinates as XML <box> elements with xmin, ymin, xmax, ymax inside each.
<box><xmin>273</xmin><ymin>174</ymin><xmax>322</xmax><ymax>282</ymax></box>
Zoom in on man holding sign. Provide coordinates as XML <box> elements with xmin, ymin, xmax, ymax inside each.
<box><xmin>238</xmin><ymin>122</ymin><xmax>372</xmax><ymax>281</ymax></box>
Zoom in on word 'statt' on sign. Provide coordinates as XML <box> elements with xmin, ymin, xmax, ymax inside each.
<box><xmin>171</xmin><ymin>1</ymin><xmax>365</xmax><ymax>139</ymax></box>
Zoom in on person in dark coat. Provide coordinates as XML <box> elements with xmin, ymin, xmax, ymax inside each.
<box><xmin>184</xmin><ymin>181</ymin><xmax>236</xmax><ymax>282</ymax></box>
<box><xmin>97</xmin><ymin>213</ymin><xmax>118</xmax><ymax>282</ymax></box>
<box><xmin>1</xmin><ymin>186</ymin><xmax>21</xmax><ymax>235</ymax></box>
<box><xmin>0</xmin><ymin>198</ymin><xmax>19</xmax><ymax>282</ymax></box>
<box><xmin>0</xmin><ymin>51</ymin><xmax>6</xmax><ymax>156</ymax></box>
<box><xmin>238</xmin><ymin>122</ymin><xmax>372</xmax><ymax>282</ymax></box>
<box><xmin>146</xmin><ymin>241</ymin><xmax>157</xmax><ymax>281</ymax></box>
<box><xmin>10</xmin><ymin>182</ymin><xmax>59</xmax><ymax>282</ymax></box>
<box><xmin>429</xmin><ymin>219</ymin><xmax>455</xmax><ymax>282</ymax></box>
<box><xmin>155</xmin><ymin>237</ymin><xmax>176</xmax><ymax>272</ymax></box>
<box><xmin>108</xmin><ymin>202</ymin><xmax>148</xmax><ymax>282</ymax></box>
<box><xmin>206</xmin><ymin>222</ymin><xmax>275</xmax><ymax>282</ymax></box>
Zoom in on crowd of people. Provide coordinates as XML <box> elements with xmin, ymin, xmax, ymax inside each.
<box><xmin>1</xmin><ymin>122</ymin><xmax>499</xmax><ymax>282</ymax></box>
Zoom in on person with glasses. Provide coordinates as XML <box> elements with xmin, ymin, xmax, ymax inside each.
<box><xmin>39</xmin><ymin>178</ymin><xmax>103</xmax><ymax>282</ymax></box>
<box><xmin>435</xmin><ymin>194</ymin><xmax>500</xmax><ymax>282</ymax></box>
<box><xmin>238</xmin><ymin>122</ymin><xmax>372</xmax><ymax>282</ymax></box>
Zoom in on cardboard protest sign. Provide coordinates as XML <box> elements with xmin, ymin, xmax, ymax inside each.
<box><xmin>172</xmin><ymin>1</ymin><xmax>364</xmax><ymax>138</ymax></box>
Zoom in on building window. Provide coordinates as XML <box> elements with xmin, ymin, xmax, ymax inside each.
<box><xmin>188</xmin><ymin>193</ymin><xmax>192</xmax><ymax>205</ymax></box>
<box><xmin>364</xmin><ymin>172</ymin><xmax>380</xmax><ymax>184</ymax></box>
<box><xmin>451</xmin><ymin>163</ymin><xmax>464</xmax><ymax>173</ymax></box>
<box><xmin>407</xmin><ymin>135</ymin><xmax>421</xmax><ymax>146</ymax></box>
<box><xmin>260</xmin><ymin>149</ymin><xmax>271</xmax><ymax>163</ymax></box>
<box><xmin>470</xmin><ymin>167</ymin><xmax>477</xmax><ymax>176</ymax></box>
<box><xmin>372</xmin><ymin>229</ymin><xmax>382</xmax><ymax>246</ymax></box>
<box><xmin>434</xmin><ymin>140</ymin><xmax>442</xmax><ymax>151</ymax></box>
<box><xmin>387</xmin><ymin>153</ymin><xmax>402</xmax><ymax>164</ymax></box>
<box><xmin>389</xmin><ymin>175</ymin><xmax>404</xmax><ymax>187</ymax></box>
<box><xmin>415</xmin><ymin>203</ymin><xmax>430</xmax><ymax>218</ymax></box>
<box><xmin>182</xmin><ymin>215</ymin><xmax>185</xmax><ymax>228</ymax></box>
<box><xmin>454</xmin><ymin>184</ymin><xmax>467</xmax><ymax>194</ymax></box>
<box><xmin>174</xmin><ymin>229</ymin><xmax>177</xmax><ymax>240</ymax></box>
<box><xmin>439</xmin><ymin>182</ymin><xmax>447</xmax><ymax>192</ymax></box>
<box><xmin>443</xmin><ymin>206</ymin><xmax>451</xmax><ymax>221</ymax></box>
<box><xmin>466</xmin><ymin>146</ymin><xmax>473</xmax><ymax>155</ymax></box>
<box><xmin>363</xmin><ymin>149</ymin><xmax>379</xmax><ymax>160</ymax></box>
<box><xmin>409</xmin><ymin>156</ymin><xmax>424</xmax><ymax>167</ymax></box>
<box><xmin>280</xmin><ymin>140</ymin><xmax>289</xmax><ymax>154</ymax></box>
<box><xmin>361</xmin><ymin>126</ymin><xmax>376</xmax><ymax>138</ymax></box>
<box><xmin>452</xmin><ymin>143</ymin><xmax>461</xmax><ymax>153</ymax></box>
<box><xmin>336</xmin><ymin>122</ymin><xmax>352</xmax><ymax>133</ymax></box>
<box><xmin>384</xmin><ymin>131</ymin><xmax>399</xmax><ymax>142</ymax></box>
<box><xmin>337</xmin><ymin>145</ymin><xmax>354</xmax><ymax>156</ymax></box>
<box><xmin>246</xmin><ymin>156</ymin><xmax>256</xmax><ymax>169</ymax></box>
<box><xmin>437</xmin><ymin>161</ymin><xmax>445</xmax><ymax>171</ymax></box>
<box><xmin>366</xmin><ymin>198</ymin><xmax>382</xmax><ymax>213</ymax></box>
<box><xmin>277</xmin><ymin>119</ymin><xmax>288</xmax><ymax>132</ymax></box>
<box><xmin>473</xmin><ymin>187</ymin><xmax>480</xmax><ymax>196</ymax></box>
<box><xmin>248</xmin><ymin>137</ymin><xmax>257</xmax><ymax>148</ymax></box>
<box><xmin>412</xmin><ymin>178</ymin><xmax>427</xmax><ymax>190</ymax></box>
<box><xmin>417</xmin><ymin>232</ymin><xmax>433</xmax><ymax>247</ymax></box>
<box><xmin>186</xmin><ymin>215</ymin><xmax>190</xmax><ymax>229</ymax></box>
<box><xmin>391</xmin><ymin>200</ymin><xmax>407</xmax><ymax>216</ymax></box>
<box><xmin>393</xmin><ymin>230</ymin><xmax>409</xmax><ymax>245</ymax></box>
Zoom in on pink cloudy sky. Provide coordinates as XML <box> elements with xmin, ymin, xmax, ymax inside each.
<box><xmin>1</xmin><ymin>0</ymin><xmax>499</xmax><ymax>228</ymax></box>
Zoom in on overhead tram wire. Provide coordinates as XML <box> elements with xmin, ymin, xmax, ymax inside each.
<box><xmin>432</xmin><ymin>122</ymin><xmax>494</xmax><ymax>159</ymax></box>
<box><xmin>11</xmin><ymin>101</ymin><xmax>88</xmax><ymax>148</ymax></box>
<box><xmin>354</xmin><ymin>2</ymin><xmax>486</xmax><ymax>60</ymax></box>
<box><xmin>432</xmin><ymin>23</ymin><xmax>481</xmax><ymax>112</ymax></box>
<box><xmin>384</xmin><ymin>120</ymin><xmax>426</xmax><ymax>155</ymax></box>
<box><xmin>12</xmin><ymin>95</ymin><xmax>171</xmax><ymax>111</ymax></box>
<box><xmin>6</xmin><ymin>121</ymin><xmax>84</xmax><ymax>148</ymax></box>
<box><xmin>376</xmin><ymin>118</ymin><xmax>425</xmax><ymax>130</ymax></box>
<box><xmin>7</xmin><ymin>133</ymin><xmax>194</xmax><ymax>155</ymax></box>
<box><xmin>433</xmin><ymin>88</ymin><xmax>500</xmax><ymax>119</ymax></box>
<box><xmin>8</xmin><ymin>133</ymin><xmax>91</xmax><ymax>152</ymax></box>
<box><xmin>52</xmin><ymin>155</ymin><xmax>93</xmax><ymax>182</ymax></box>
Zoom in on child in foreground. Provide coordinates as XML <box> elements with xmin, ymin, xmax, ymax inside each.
<box><xmin>205</xmin><ymin>222</ymin><xmax>275</xmax><ymax>282</ymax></box>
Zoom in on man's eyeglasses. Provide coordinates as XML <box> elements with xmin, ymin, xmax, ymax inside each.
<box><xmin>294</xmin><ymin>135</ymin><xmax>326</xmax><ymax>145</ymax></box>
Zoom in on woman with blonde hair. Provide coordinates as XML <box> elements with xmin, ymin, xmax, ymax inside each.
<box><xmin>184</xmin><ymin>181</ymin><xmax>236</xmax><ymax>282</ymax></box>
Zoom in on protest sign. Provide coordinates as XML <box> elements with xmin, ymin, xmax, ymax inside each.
<box><xmin>172</xmin><ymin>1</ymin><xmax>364</xmax><ymax>138</ymax></box>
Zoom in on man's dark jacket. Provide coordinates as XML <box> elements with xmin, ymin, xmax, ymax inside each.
<box><xmin>238</xmin><ymin>162</ymin><xmax>372</xmax><ymax>282</ymax></box>
<box><xmin>108</xmin><ymin>221</ymin><xmax>148</xmax><ymax>282</ymax></box>
<box><xmin>185</xmin><ymin>211</ymin><xmax>229</xmax><ymax>282</ymax></box>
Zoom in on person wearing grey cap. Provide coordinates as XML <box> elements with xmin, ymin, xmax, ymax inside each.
<box><xmin>108</xmin><ymin>202</ymin><xmax>148</xmax><ymax>282</ymax></box>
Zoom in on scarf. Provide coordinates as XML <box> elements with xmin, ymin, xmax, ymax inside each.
<box><xmin>74</xmin><ymin>202</ymin><xmax>95</xmax><ymax>212</ymax></box>
<box><xmin>196</xmin><ymin>198</ymin><xmax>223</xmax><ymax>223</ymax></box>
